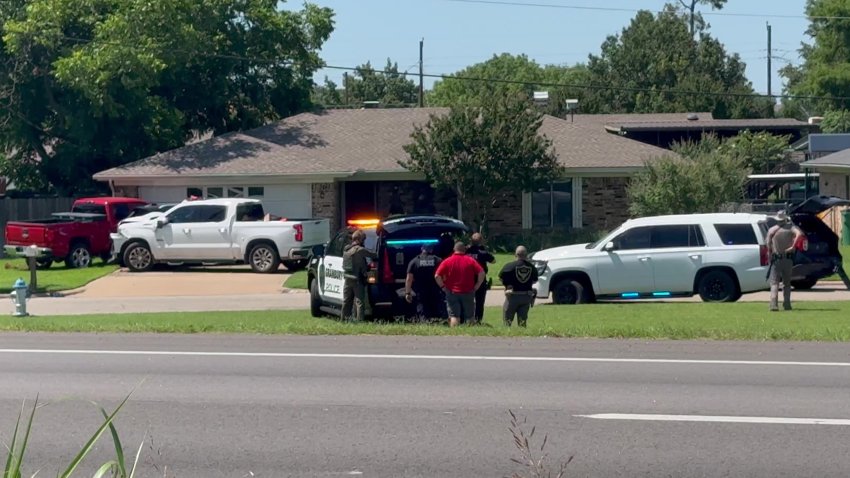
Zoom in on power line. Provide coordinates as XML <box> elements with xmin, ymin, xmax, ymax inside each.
<box><xmin>443</xmin><ymin>0</ymin><xmax>850</xmax><ymax>21</ymax></box>
<box><xmin>49</xmin><ymin>34</ymin><xmax>850</xmax><ymax>102</ymax></box>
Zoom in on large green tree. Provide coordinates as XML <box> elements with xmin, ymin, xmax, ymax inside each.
<box><xmin>402</xmin><ymin>93</ymin><xmax>563</xmax><ymax>234</ymax></box>
<box><xmin>782</xmin><ymin>0</ymin><xmax>850</xmax><ymax>114</ymax></box>
<box><xmin>584</xmin><ymin>5</ymin><xmax>767</xmax><ymax>119</ymax></box>
<box><xmin>428</xmin><ymin>53</ymin><xmax>589</xmax><ymax>117</ymax></box>
<box><xmin>678</xmin><ymin>0</ymin><xmax>728</xmax><ymax>35</ymax></box>
<box><xmin>339</xmin><ymin>59</ymin><xmax>418</xmax><ymax>107</ymax></box>
<box><xmin>821</xmin><ymin>110</ymin><xmax>850</xmax><ymax>133</ymax></box>
<box><xmin>0</xmin><ymin>0</ymin><xmax>334</xmax><ymax>193</ymax></box>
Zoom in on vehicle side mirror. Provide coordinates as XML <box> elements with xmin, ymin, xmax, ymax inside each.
<box><xmin>603</xmin><ymin>241</ymin><xmax>616</xmax><ymax>252</ymax></box>
<box><xmin>156</xmin><ymin>218</ymin><xmax>168</xmax><ymax>229</ymax></box>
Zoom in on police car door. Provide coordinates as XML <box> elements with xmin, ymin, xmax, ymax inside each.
<box><xmin>317</xmin><ymin>230</ymin><xmax>347</xmax><ymax>304</ymax></box>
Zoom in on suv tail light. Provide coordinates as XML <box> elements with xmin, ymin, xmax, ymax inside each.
<box><xmin>367</xmin><ymin>261</ymin><xmax>378</xmax><ymax>284</ymax></box>
<box><xmin>796</xmin><ymin>235</ymin><xmax>808</xmax><ymax>252</ymax></box>
<box><xmin>759</xmin><ymin>244</ymin><xmax>769</xmax><ymax>266</ymax></box>
<box><xmin>294</xmin><ymin>224</ymin><xmax>303</xmax><ymax>242</ymax></box>
<box><xmin>381</xmin><ymin>251</ymin><xmax>394</xmax><ymax>284</ymax></box>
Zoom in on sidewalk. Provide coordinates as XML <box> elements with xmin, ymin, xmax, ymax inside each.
<box><xmin>14</xmin><ymin>283</ymin><xmax>850</xmax><ymax>316</ymax></box>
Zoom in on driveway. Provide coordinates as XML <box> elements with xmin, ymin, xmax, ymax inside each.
<box><xmin>68</xmin><ymin>265</ymin><xmax>289</xmax><ymax>298</ymax></box>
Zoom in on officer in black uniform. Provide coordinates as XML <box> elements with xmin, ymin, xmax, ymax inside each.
<box><xmin>467</xmin><ymin>233</ymin><xmax>495</xmax><ymax>324</ymax></box>
<box><xmin>404</xmin><ymin>244</ymin><xmax>444</xmax><ymax>321</ymax></box>
<box><xmin>499</xmin><ymin>245</ymin><xmax>539</xmax><ymax>327</ymax></box>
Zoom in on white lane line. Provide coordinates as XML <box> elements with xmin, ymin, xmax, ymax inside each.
<box><xmin>577</xmin><ymin>414</ymin><xmax>850</xmax><ymax>426</ymax></box>
<box><xmin>0</xmin><ymin>349</ymin><xmax>849</xmax><ymax>367</ymax></box>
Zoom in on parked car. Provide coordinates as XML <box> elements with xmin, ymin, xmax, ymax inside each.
<box><xmin>531</xmin><ymin>213</ymin><xmax>772</xmax><ymax>304</ymax></box>
<box><xmin>111</xmin><ymin>198</ymin><xmax>330</xmax><ymax>273</ymax></box>
<box><xmin>307</xmin><ymin>215</ymin><xmax>469</xmax><ymax>319</ymax></box>
<box><xmin>4</xmin><ymin>197</ymin><xmax>148</xmax><ymax>268</ymax></box>
<box><xmin>778</xmin><ymin>195</ymin><xmax>850</xmax><ymax>289</ymax></box>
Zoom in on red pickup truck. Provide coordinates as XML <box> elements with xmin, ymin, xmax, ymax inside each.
<box><xmin>4</xmin><ymin>197</ymin><xmax>148</xmax><ymax>268</ymax></box>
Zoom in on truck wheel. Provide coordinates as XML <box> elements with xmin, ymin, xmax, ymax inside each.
<box><xmin>698</xmin><ymin>270</ymin><xmax>739</xmax><ymax>302</ymax></box>
<box><xmin>123</xmin><ymin>242</ymin><xmax>154</xmax><ymax>272</ymax></box>
<box><xmin>249</xmin><ymin>243</ymin><xmax>280</xmax><ymax>273</ymax></box>
<box><xmin>282</xmin><ymin>259</ymin><xmax>308</xmax><ymax>272</ymax></box>
<box><xmin>310</xmin><ymin>279</ymin><xmax>323</xmax><ymax>318</ymax></box>
<box><xmin>65</xmin><ymin>242</ymin><xmax>92</xmax><ymax>269</ymax></box>
<box><xmin>36</xmin><ymin>258</ymin><xmax>53</xmax><ymax>270</ymax></box>
<box><xmin>552</xmin><ymin>279</ymin><xmax>587</xmax><ymax>305</ymax></box>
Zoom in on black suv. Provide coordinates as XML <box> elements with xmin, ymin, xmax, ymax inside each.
<box><xmin>307</xmin><ymin>215</ymin><xmax>469</xmax><ymax>319</ymax></box>
<box><xmin>766</xmin><ymin>195</ymin><xmax>850</xmax><ymax>289</ymax></box>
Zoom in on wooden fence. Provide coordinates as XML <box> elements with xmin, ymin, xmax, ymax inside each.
<box><xmin>0</xmin><ymin>197</ymin><xmax>76</xmax><ymax>248</ymax></box>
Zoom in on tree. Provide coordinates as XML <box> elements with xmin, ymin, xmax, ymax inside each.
<box><xmin>678</xmin><ymin>0</ymin><xmax>727</xmax><ymax>35</ymax></box>
<box><xmin>584</xmin><ymin>6</ymin><xmax>768</xmax><ymax>119</ymax></box>
<box><xmin>401</xmin><ymin>93</ymin><xmax>563</xmax><ymax>234</ymax></box>
<box><xmin>312</xmin><ymin>76</ymin><xmax>343</xmax><ymax>107</ymax></box>
<box><xmin>628</xmin><ymin>136</ymin><xmax>750</xmax><ymax>217</ymax></box>
<box><xmin>822</xmin><ymin>110</ymin><xmax>850</xmax><ymax>133</ymax></box>
<box><xmin>719</xmin><ymin>131</ymin><xmax>791</xmax><ymax>173</ymax></box>
<box><xmin>782</xmin><ymin>0</ymin><xmax>850</xmax><ymax>114</ymax></box>
<box><xmin>340</xmin><ymin>59</ymin><xmax>418</xmax><ymax>107</ymax></box>
<box><xmin>0</xmin><ymin>0</ymin><xmax>334</xmax><ymax>194</ymax></box>
<box><xmin>428</xmin><ymin>53</ymin><xmax>589</xmax><ymax>117</ymax></box>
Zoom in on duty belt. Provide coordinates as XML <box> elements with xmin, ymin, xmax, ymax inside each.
<box><xmin>771</xmin><ymin>252</ymin><xmax>794</xmax><ymax>260</ymax></box>
<box><xmin>506</xmin><ymin>289</ymin><xmax>536</xmax><ymax>296</ymax></box>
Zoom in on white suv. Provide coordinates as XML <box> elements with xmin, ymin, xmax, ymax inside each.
<box><xmin>531</xmin><ymin>213</ymin><xmax>771</xmax><ymax>304</ymax></box>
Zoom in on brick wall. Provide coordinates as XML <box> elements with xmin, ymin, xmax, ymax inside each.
<box><xmin>582</xmin><ymin>177</ymin><xmax>631</xmax><ymax>231</ymax></box>
<box><xmin>486</xmin><ymin>192</ymin><xmax>523</xmax><ymax>235</ymax></box>
<box><xmin>312</xmin><ymin>182</ymin><xmax>340</xmax><ymax>231</ymax></box>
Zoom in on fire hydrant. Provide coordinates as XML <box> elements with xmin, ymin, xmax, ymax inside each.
<box><xmin>10</xmin><ymin>278</ymin><xmax>29</xmax><ymax>317</ymax></box>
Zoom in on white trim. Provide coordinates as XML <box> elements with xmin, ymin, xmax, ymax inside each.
<box><xmin>521</xmin><ymin>192</ymin><xmax>532</xmax><ymax>229</ymax></box>
<box><xmin>107</xmin><ymin>175</ymin><xmax>342</xmax><ymax>187</ymax></box>
<box><xmin>573</xmin><ymin>177</ymin><xmax>583</xmax><ymax>229</ymax></box>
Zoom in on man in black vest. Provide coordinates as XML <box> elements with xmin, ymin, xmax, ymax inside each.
<box><xmin>467</xmin><ymin>233</ymin><xmax>495</xmax><ymax>324</ymax></box>
<box><xmin>499</xmin><ymin>246</ymin><xmax>538</xmax><ymax>327</ymax></box>
<box><xmin>404</xmin><ymin>244</ymin><xmax>444</xmax><ymax>321</ymax></box>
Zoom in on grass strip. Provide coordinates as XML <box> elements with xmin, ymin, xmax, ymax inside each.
<box><xmin>4</xmin><ymin>302</ymin><xmax>850</xmax><ymax>341</ymax></box>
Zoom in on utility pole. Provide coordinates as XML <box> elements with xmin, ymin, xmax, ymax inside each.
<box><xmin>343</xmin><ymin>72</ymin><xmax>349</xmax><ymax>106</ymax></box>
<box><xmin>767</xmin><ymin>22</ymin><xmax>772</xmax><ymax>98</ymax></box>
<box><xmin>419</xmin><ymin>38</ymin><xmax>424</xmax><ymax>107</ymax></box>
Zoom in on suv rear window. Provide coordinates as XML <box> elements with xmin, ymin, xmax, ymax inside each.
<box><xmin>714</xmin><ymin>224</ymin><xmax>758</xmax><ymax>245</ymax></box>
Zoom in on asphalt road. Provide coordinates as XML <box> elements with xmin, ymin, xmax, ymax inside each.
<box><xmin>1</xmin><ymin>334</ymin><xmax>850</xmax><ymax>477</ymax></box>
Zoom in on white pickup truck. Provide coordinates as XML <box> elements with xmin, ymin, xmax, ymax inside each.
<box><xmin>110</xmin><ymin>198</ymin><xmax>330</xmax><ymax>273</ymax></box>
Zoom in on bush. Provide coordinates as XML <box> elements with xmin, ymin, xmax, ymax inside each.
<box><xmin>489</xmin><ymin>228</ymin><xmax>606</xmax><ymax>254</ymax></box>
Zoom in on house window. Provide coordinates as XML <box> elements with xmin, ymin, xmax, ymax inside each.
<box><xmin>248</xmin><ymin>187</ymin><xmax>265</xmax><ymax>197</ymax></box>
<box><xmin>185</xmin><ymin>186</ymin><xmax>265</xmax><ymax>199</ymax></box>
<box><xmin>227</xmin><ymin>186</ymin><xmax>245</xmax><ymax>198</ymax></box>
<box><xmin>531</xmin><ymin>180</ymin><xmax>573</xmax><ymax>229</ymax></box>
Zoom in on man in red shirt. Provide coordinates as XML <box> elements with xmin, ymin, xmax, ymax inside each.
<box><xmin>435</xmin><ymin>241</ymin><xmax>486</xmax><ymax>327</ymax></box>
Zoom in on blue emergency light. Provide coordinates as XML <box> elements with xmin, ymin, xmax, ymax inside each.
<box><xmin>652</xmin><ymin>292</ymin><xmax>672</xmax><ymax>297</ymax></box>
<box><xmin>386</xmin><ymin>239</ymin><xmax>439</xmax><ymax>246</ymax></box>
<box><xmin>620</xmin><ymin>292</ymin><xmax>640</xmax><ymax>298</ymax></box>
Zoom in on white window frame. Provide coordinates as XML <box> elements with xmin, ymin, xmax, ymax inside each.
<box><xmin>522</xmin><ymin>177</ymin><xmax>582</xmax><ymax>230</ymax></box>
<box><xmin>186</xmin><ymin>186</ymin><xmax>266</xmax><ymax>199</ymax></box>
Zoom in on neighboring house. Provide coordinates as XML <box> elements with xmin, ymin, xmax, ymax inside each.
<box><xmin>92</xmin><ymin>109</ymin><xmax>812</xmax><ymax>236</ymax></box>
<box><xmin>801</xmin><ymin>134</ymin><xmax>850</xmax><ymax>199</ymax></box>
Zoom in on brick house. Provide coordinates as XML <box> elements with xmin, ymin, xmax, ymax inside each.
<box><xmin>92</xmin><ymin>109</ymin><xmax>810</xmax><ymax>236</ymax></box>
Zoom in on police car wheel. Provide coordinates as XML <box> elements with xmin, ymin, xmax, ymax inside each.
<box><xmin>552</xmin><ymin>279</ymin><xmax>586</xmax><ymax>305</ymax></box>
<box><xmin>309</xmin><ymin>279</ymin><xmax>323</xmax><ymax>317</ymax></box>
<box><xmin>283</xmin><ymin>259</ymin><xmax>308</xmax><ymax>272</ymax></box>
<box><xmin>697</xmin><ymin>270</ymin><xmax>739</xmax><ymax>302</ymax></box>
<box><xmin>248</xmin><ymin>243</ymin><xmax>280</xmax><ymax>273</ymax></box>
<box><xmin>791</xmin><ymin>278</ymin><xmax>817</xmax><ymax>290</ymax></box>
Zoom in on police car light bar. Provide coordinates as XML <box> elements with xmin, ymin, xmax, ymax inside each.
<box><xmin>386</xmin><ymin>239</ymin><xmax>440</xmax><ymax>246</ymax></box>
<box><xmin>347</xmin><ymin>219</ymin><xmax>381</xmax><ymax>227</ymax></box>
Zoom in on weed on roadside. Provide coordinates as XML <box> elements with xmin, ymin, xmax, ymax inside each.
<box><xmin>508</xmin><ymin>409</ymin><xmax>573</xmax><ymax>478</ymax></box>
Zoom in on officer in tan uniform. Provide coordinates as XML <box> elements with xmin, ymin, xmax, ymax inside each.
<box><xmin>766</xmin><ymin>211</ymin><xmax>804</xmax><ymax>312</ymax></box>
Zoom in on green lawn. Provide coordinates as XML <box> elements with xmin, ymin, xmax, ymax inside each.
<box><xmin>6</xmin><ymin>301</ymin><xmax>850</xmax><ymax>341</ymax></box>
<box><xmin>283</xmin><ymin>253</ymin><xmax>514</xmax><ymax>290</ymax></box>
<box><xmin>0</xmin><ymin>258</ymin><xmax>118</xmax><ymax>293</ymax></box>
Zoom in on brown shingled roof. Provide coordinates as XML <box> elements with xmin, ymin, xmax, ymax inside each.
<box><xmin>94</xmin><ymin>108</ymin><xmax>679</xmax><ymax>180</ymax></box>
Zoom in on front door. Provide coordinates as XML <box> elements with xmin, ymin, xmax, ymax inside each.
<box><xmin>596</xmin><ymin>226</ymin><xmax>655</xmax><ymax>296</ymax></box>
<box><xmin>155</xmin><ymin>204</ymin><xmax>231</xmax><ymax>260</ymax></box>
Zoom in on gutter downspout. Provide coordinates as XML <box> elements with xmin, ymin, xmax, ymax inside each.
<box><xmin>108</xmin><ymin>180</ymin><xmax>116</xmax><ymax>197</ymax></box>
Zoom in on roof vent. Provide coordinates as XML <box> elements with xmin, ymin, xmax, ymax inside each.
<box><xmin>362</xmin><ymin>101</ymin><xmax>380</xmax><ymax>109</ymax></box>
<box><xmin>686</xmin><ymin>113</ymin><xmax>699</xmax><ymax>121</ymax></box>
<box><xmin>808</xmin><ymin>116</ymin><xmax>824</xmax><ymax>125</ymax></box>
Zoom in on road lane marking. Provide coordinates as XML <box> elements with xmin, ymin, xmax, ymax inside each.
<box><xmin>577</xmin><ymin>414</ymin><xmax>850</xmax><ymax>426</ymax></box>
<box><xmin>1</xmin><ymin>349</ymin><xmax>850</xmax><ymax>367</ymax></box>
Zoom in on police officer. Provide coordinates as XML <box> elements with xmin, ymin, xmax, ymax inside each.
<box><xmin>766</xmin><ymin>211</ymin><xmax>804</xmax><ymax>312</ymax></box>
<box><xmin>404</xmin><ymin>244</ymin><xmax>444</xmax><ymax>322</ymax></box>
<box><xmin>499</xmin><ymin>246</ymin><xmax>539</xmax><ymax>327</ymax></box>
<box><xmin>342</xmin><ymin>229</ymin><xmax>377</xmax><ymax>321</ymax></box>
<box><xmin>467</xmin><ymin>232</ymin><xmax>495</xmax><ymax>324</ymax></box>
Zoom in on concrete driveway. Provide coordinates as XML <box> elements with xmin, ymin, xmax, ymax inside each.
<box><xmin>68</xmin><ymin>265</ymin><xmax>289</xmax><ymax>298</ymax></box>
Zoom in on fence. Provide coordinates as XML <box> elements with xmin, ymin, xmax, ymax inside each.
<box><xmin>0</xmin><ymin>197</ymin><xmax>76</xmax><ymax>249</ymax></box>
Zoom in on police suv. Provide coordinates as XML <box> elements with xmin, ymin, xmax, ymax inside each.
<box><xmin>307</xmin><ymin>215</ymin><xmax>469</xmax><ymax>319</ymax></box>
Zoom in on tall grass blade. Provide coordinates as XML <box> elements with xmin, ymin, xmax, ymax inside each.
<box><xmin>59</xmin><ymin>391</ymin><xmax>133</xmax><ymax>478</ymax></box>
<box><xmin>91</xmin><ymin>461</ymin><xmax>117</xmax><ymax>478</ymax></box>
<box><xmin>3</xmin><ymin>404</ymin><xmax>22</xmax><ymax>478</ymax></box>
<box><xmin>14</xmin><ymin>396</ymin><xmax>37</xmax><ymax>478</ymax></box>
<box><xmin>100</xmin><ymin>408</ymin><xmax>126</xmax><ymax>476</ymax></box>
<box><xmin>127</xmin><ymin>433</ymin><xmax>147</xmax><ymax>478</ymax></box>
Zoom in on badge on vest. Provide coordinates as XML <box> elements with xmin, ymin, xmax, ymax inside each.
<box><xmin>515</xmin><ymin>265</ymin><xmax>533</xmax><ymax>283</ymax></box>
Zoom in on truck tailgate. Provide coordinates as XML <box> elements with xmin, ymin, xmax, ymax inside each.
<box><xmin>296</xmin><ymin>219</ymin><xmax>331</xmax><ymax>245</ymax></box>
<box><xmin>5</xmin><ymin>222</ymin><xmax>51</xmax><ymax>245</ymax></box>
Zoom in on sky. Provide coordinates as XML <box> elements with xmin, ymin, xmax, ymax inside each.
<box><xmin>286</xmin><ymin>0</ymin><xmax>811</xmax><ymax>95</ymax></box>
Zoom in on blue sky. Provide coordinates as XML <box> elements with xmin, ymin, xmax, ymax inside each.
<box><xmin>287</xmin><ymin>0</ymin><xmax>810</xmax><ymax>95</ymax></box>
